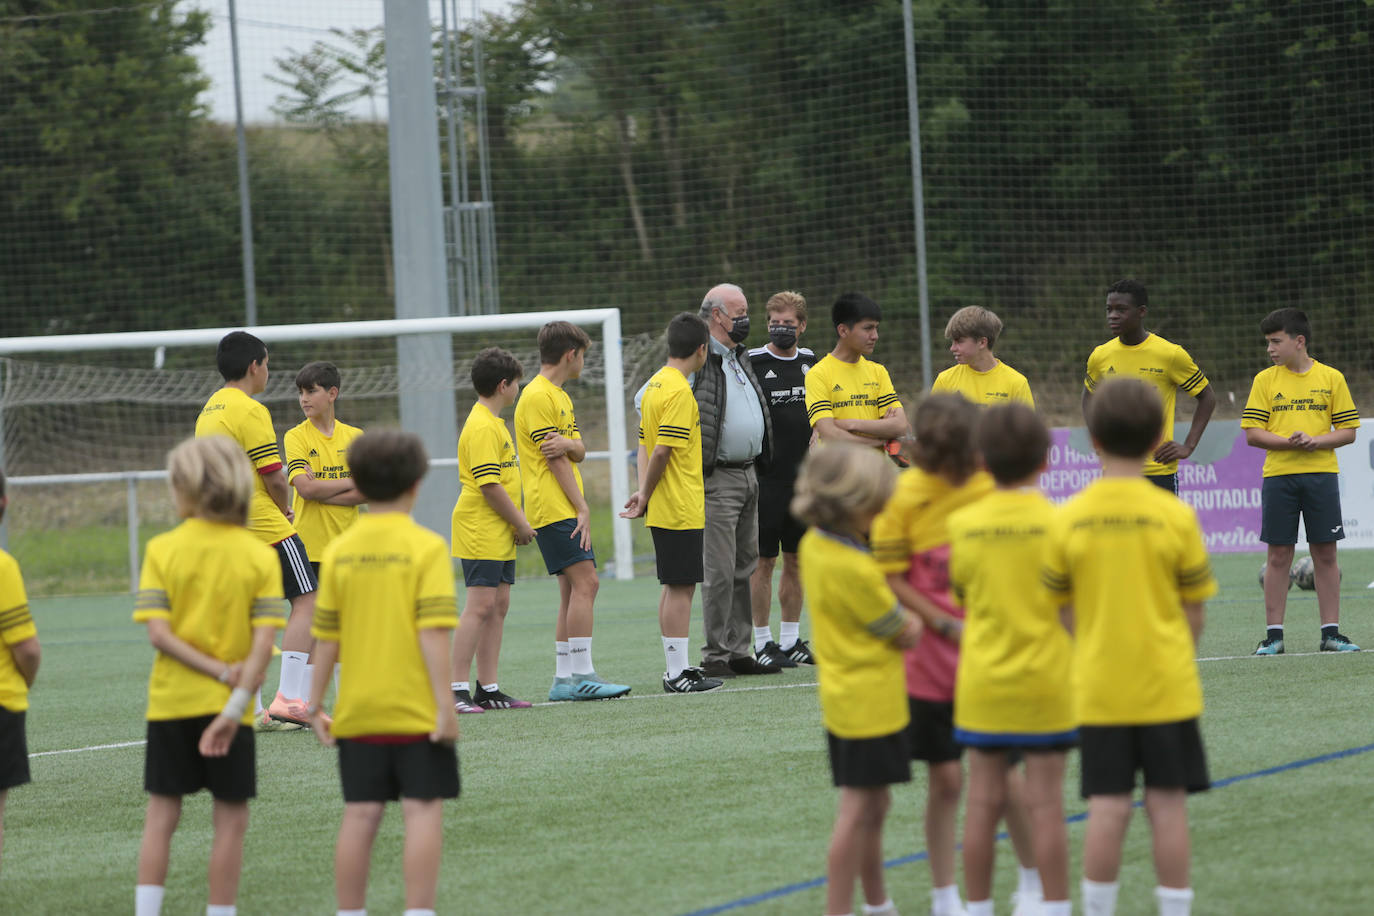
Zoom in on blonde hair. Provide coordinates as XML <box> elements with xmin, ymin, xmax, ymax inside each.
<box><xmin>167</xmin><ymin>436</ymin><xmax>254</xmax><ymax>525</ymax></box>
<box><xmin>765</xmin><ymin>290</ymin><xmax>807</xmax><ymax>324</ymax></box>
<box><xmin>943</xmin><ymin>305</ymin><xmax>1003</xmax><ymax>349</ymax></box>
<box><xmin>791</xmin><ymin>444</ymin><xmax>896</xmax><ymax>533</ymax></box>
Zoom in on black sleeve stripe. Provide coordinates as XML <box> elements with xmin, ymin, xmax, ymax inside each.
<box><xmin>247</xmin><ymin>444</ymin><xmax>278</xmax><ymax>460</ymax></box>
<box><xmin>0</xmin><ymin>604</ymin><xmax>33</xmax><ymax>630</ymax></box>
<box><xmin>133</xmin><ymin>589</ymin><xmax>170</xmax><ymax>611</ymax></box>
<box><xmin>1040</xmin><ymin>569</ymin><xmax>1070</xmax><ymax>591</ymax></box>
<box><xmin>806</xmin><ymin>402</ymin><xmax>831</xmax><ymax>419</ymax></box>
<box><xmin>1181</xmin><ymin>370</ymin><xmax>1206</xmax><ymax>392</ymax></box>
<box><xmin>865</xmin><ymin>606</ymin><xmax>906</xmax><ymax>640</ymax></box>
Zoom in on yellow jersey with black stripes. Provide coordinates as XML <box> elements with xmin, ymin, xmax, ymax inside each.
<box><xmin>514</xmin><ymin>374</ymin><xmax>585</xmax><ymax>529</ymax></box>
<box><xmin>1241</xmin><ymin>360</ymin><xmax>1359</xmax><ymax>477</ymax></box>
<box><xmin>1041</xmin><ymin>477</ymin><xmax>1216</xmax><ymax>726</ymax></box>
<box><xmin>195</xmin><ymin>386</ymin><xmax>296</xmax><ymax>545</ymax></box>
<box><xmin>638</xmin><ymin>366</ymin><xmax>704</xmax><ymax>530</ymax></box>
<box><xmin>133</xmin><ymin>519</ymin><xmax>285</xmax><ymax>724</ymax></box>
<box><xmin>1084</xmin><ymin>334</ymin><xmax>1209</xmax><ymax>477</ymax></box>
<box><xmin>284</xmin><ymin>418</ymin><xmax>364</xmax><ymax>560</ymax></box>
<box><xmin>804</xmin><ymin>354</ymin><xmax>900</xmax><ymax>439</ymax></box>
<box><xmin>0</xmin><ymin>551</ymin><xmax>36</xmax><ymax>712</ymax></box>
<box><xmin>314</xmin><ymin>512</ymin><xmax>458</xmax><ymax>738</ymax></box>
<box><xmin>799</xmin><ymin>528</ymin><xmax>910</xmax><ymax>739</ymax></box>
<box><xmin>932</xmin><ymin>361</ymin><xmax>1035</xmax><ymax>409</ymax></box>
<box><xmin>452</xmin><ymin>402</ymin><xmax>522</xmax><ymax>561</ymax></box>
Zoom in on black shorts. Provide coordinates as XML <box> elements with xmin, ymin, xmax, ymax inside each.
<box><xmin>757</xmin><ymin>480</ymin><xmax>806</xmax><ymax>559</ymax></box>
<box><xmin>650</xmin><ymin>527</ymin><xmax>704</xmax><ymax>585</ymax></box>
<box><xmin>1261</xmin><ymin>473</ymin><xmax>1344</xmax><ymax>545</ymax></box>
<box><xmin>1079</xmin><ymin>718</ymin><xmax>1210</xmax><ymax>797</ymax></box>
<box><xmin>145</xmin><ymin>716</ymin><xmax>255</xmax><ymax>801</ymax></box>
<box><xmin>827</xmin><ymin>729</ymin><xmax>912</xmax><ymax>788</ymax></box>
<box><xmin>535</xmin><ymin>519</ymin><xmax>597</xmax><ymax>575</ymax></box>
<box><xmin>908</xmin><ymin>699</ymin><xmax>962</xmax><ymax>764</ymax></box>
<box><xmin>460</xmin><ymin>558</ymin><xmax>516</xmax><ymax>587</ymax></box>
<box><xmin>1146</xmin><ymin>473</ymin><xmax>1178</xmax><ymax>495</ymax></box>
<box><xmin>337</xmin><ymin>738</ymin><xmax>461</xmax><ymax>803</ymax></box>
<box><xmin>0</xmin><ymin>707</ymin><xmax>31</xmax><ymax>792</ymax></box>
<box><xmin>274</xmin><ymin>534</ymin><xmax>318</xmax><ymax>601</ymax></box>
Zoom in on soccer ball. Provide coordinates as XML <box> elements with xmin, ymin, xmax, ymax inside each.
<box><xmin>1292</xmin><ymin>555</ymin><xmax>1315</xmax><ymax>590</ymax></box>
<box><xmin>1258</xmin><ymin>563</ymin><xmax>1294</xmax><ymax>591</ymax></box>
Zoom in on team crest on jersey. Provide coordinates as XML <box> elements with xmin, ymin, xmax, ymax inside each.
<box><xmin>801</xmin><ymin>363</ymin><xmax>811</xmax><ymax>373</ymax></box>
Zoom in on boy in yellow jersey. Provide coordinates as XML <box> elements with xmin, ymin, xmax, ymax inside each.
<box><xmin>516</xmin><ymin>321</ymin><xmax>631</xmax><ymax>701</ymax></box>
<box><xmin>621</xmin><ymin>313</ymin><xmax>722</xmax><ymax>693</ymax></box>
<box><xmin>306</xmin><ymin>431</ymin><xmax>459</xmax><ymax>916</ymax></box>
<box><xmin>1242</xmin><ymin>308</ymin><xmax>1360</xmax><ymax>655</ymax></box>
<box><xmin>134</xmin><ymin>437</ymin><xmax>285</xmax><ymax>916</ymax></box>
<box><xmin>196</xmin><ymin>331</ymin><xmax>317</xmax><ymax>729</ymax></box>
<box><xmin>793</xmin><ymin>445</ymin><xmax>921</xmax><ymax>916</ymax></box>
<box><xmin>0</xmin><ymin>468</ymin><xmax>41</xmax><ymax>874</ymax></box>
<box><xmin>450</xmin><ymin>347</ymin><xmax>535</xmax><ymax>713</ymax></box>
<box><xmin>1083</xmin><ymin>279</ymin><xmax>1217</xmax><ymax>495</ymax></box>
<box><xmin>1042</xmin><ymin>378</ymin><xmax>1216</xmax><ymax>916</ymax></box>
<box><xmin>805</xmin><ymin>292</ymin><xmax>907</xmax><ymax>449</ymax></box>
<box><xmin>949</xmin><ymin>405</ymin><xmax>1074</xmax><ymax>916</ymax></box>
<box><xmin>931</xmin><ymin>305</ymin><xmax>1034</xmax><ymax>407</ymax></box>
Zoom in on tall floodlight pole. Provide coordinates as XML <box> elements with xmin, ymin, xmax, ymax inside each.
<box><xmin>901</xmin><ymin>0</ymin><xmax>933</xmax><ymax>389</ymax></box>
<box><xmin>228</xmin><ymin>0</ymin><xmax>257</xmax><ymax>326</ymax></box>
<box><xmin>384</xmin><ymin>1</ymin><xmax>461</xmax><ymax>538</ymax></box>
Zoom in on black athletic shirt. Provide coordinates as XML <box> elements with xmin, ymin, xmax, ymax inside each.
<box><xmin>749</xmin><ymin>345</ymin><xmax>816</xmax><ymax>485</ymax></box>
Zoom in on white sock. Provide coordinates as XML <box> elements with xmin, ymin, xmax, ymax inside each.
<box><xmin>278</xmin><ymin>651</ymin><xmax>308</xmax><ymax>700</ymax></box>
<box><xmin>1042</xmin><ymin>902</ymin><xmax>1072</xmax><ymax>916</ymax></box>
<box><xmin>555</xmin><ymin>641</ymin><xmax>571</xmax><ymax>679</ymax></box>
<box><xmin>663</xmin><ymin>636</ymin><xmax>687</xmax><ymax>678</ymax></box>
<box><xmin>753</xmin><ymin>626</ymin><xmax>773</xmax><ymax>651</ymax></box>
<box><xmin>451</xmin><ymin>681</ymin><xmax>470</xmax><ymax>693</ymax></box>
<box><xmin>966</xmin><ymin>901</ymin><xmax>993</xmax><ymax>916</ymax></box>
<box><xmin>1082</xmin><ymin>878</ymin><xmax>1120</xmax><ymax>916</ymax></box>
<box><xmin>779</xmin><ymin>620</ymin><xmax>800</xmax><ymax>650</ymax></box>
<box><xmin>1155</xmin><ymin>885</ymin><xmax>1193</xmax><ymax>916</ymax></box>
<box><xmin>931</xmin><ymin>884</ymin><xmax>962</xmax><ymax>916</ymax></box>
<box><xmin>337</xmin><ymin>910</ymin><xmax>366</xmax><ymax>916</ymax></box>
<box><xmin>402</xmin><ymin>910</ymin><xmax>436</xmax><ymax>916</ymax></box>
<box><xmin>302</xmin><ymin>664</ymin><xmax>314</xmax><ymax>704</ymax></box>
<box><xmin>862</xmin><ymin>900</ymin><xmax>898</xmax><ymax>916</ymax></box>
<box><xmin>254</xmin><ymin>688</ymin><xmax>263</xmax><ymax>716</ymax></box>
<box><xmin>478</xmin><ymin>682</ymin><xmax>498</xmax><ymax>693</ymax></box>
<box><xmin>206</xmin><ymin>906</ymin><xmax>237</xmax><ymax>916</ymax></box>
<box><xmin>1018</xmin><ymin>864</ymin><xmax>1043</xmax><ymax>898</ymax></box>
<box><xmin>569</xmin><ymin>636</ymin><xmax>594</xmax><ymax>675</ymax></box>
<box><xmin>135</xmin><ymin>885</ymin><xmax>165</xmax><ymax>916</ymax></box>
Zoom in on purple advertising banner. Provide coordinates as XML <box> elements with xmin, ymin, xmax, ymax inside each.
<box><xmin>1039</xmin><ymin>421</ymin><xmax>1266</xmax><ymax>553</ymax></box>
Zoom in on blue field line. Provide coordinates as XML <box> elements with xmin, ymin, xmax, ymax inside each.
<box><xmin>677</xmin><ymin>740</ymin><xmax>1374</xmax><ymax>916</ymax></box>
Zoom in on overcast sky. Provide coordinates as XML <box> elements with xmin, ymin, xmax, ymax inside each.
<box><xmin>193</xmin><ymin>1</ymin><xmax>511</xmax><ymax>123</ymax></box>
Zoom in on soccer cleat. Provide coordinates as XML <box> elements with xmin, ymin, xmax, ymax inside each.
<box><xmin>663</xmin><ymin>667</ymin><xmax>725</xmax><ymax>694</ymax></box>
<box><xmin>782</xmin><ymin>639</ymin><xmax>816</xmax><ymax>665</ymax></box>
<box><xmin>473</xmin><ymin>686</ymin><xmax>534</xmax><ymax>710</ymax></box>
<box><xmin>266</xmin><ymin>692</ymin><xmax>312</xmax><ymax>727</ymax></box>
<box><xmin>755</xmin><ymin>640</ymin><xmax>797</xmax><ymax>669</ymax></box>
<box><xmin>548</xmin><ymin>677</ymin><xmax>576</xmax><ymax>702</ymax></box>
<box><xmin>453</xmin><ymin>689</ymin><xmax>486</xmax><ymax>714</ymax></box>
<box><xmin>1320</xmin><ymin>632</ymin><xmax>1360</xmax><ymax>652</ymax></box>
<box><xmin>1253</xmin><ymin>636</ymin><xmax>1285</xmax><ymax>655</ymax></box>
<box><xmin>255</xmin><ymin>708</ymin><xmax>304</xmax><ymax>732</ymax></box>
<box><xmin>568</xmin><ymin>672</ymin><xmax>632</xmax><ymax>700</ymax></box>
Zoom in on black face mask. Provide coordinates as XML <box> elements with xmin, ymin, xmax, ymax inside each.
<box><xmin>768</xmin><ymin>324</ymin><xmax>797</xmax><ymax>349</ymax></box>
<box><xmin>724</xmin><ymin>313</ymin><xmax>750</xmax><ymax>343</ymax></box>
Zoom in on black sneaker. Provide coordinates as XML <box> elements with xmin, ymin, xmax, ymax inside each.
<box><xmin>729</xmin><ymin>655</ymin><xmax>781</xmax><ymax>675</ymax></box>
<box><xmin>453</xmin><ymin>689</ymin><xmax>485</xmax><ymax>714</ymax></box>
<box><xmin>755</xmin><ymin>641</ymin><xmax>797</xmax><ymax>669</ymax></box>
<box><xmin>699</xmin><ymin>659</ymin><xmax>736</xmax><ymax>679</ymax></box>
<box><xmin>473</xmin><ymin>686</ymin><xmax>533</xmax><ymax>709</ymax></box>
<box><xmin>663</xmin><ymin>667</ymin><xmax>725</xmax><ymax>693</ymax></box>
<box><xmin>783</xmin><ymin>639</ymin><xmax>816</xmax><ymax>665</ymax></box>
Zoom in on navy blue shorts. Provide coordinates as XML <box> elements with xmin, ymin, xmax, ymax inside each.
<box><xmin>1261</xmin><ymin>473</ymin><xmax>1344</xmax><ymax>545</ymax></box>
<box><xmin>1079</xmin><ymin>718</ymin><xmax>1209</xmax><ymax>797</ymax></box>
<box><xmin>337</xmin><ymin>737</ymin><xmax>460</xmax><ymax>802</ymax></box>
<box><xmin>460</xmin><ymin>558</ymin><xmax>516</xmax><ymax>588</ymax></box>
<box><xmin>0</xmin><ymin>707</ymin><xmax>30</xmax><ymax>792</ymax></box>
<box><xmin>827</xmin><ymin>728</ymin><xmax>912</xmax><ymax>788</ymax></box>
<box><xmin>535</xmin><ymin>518</ymin><xmax>597</xmax><ymax>575</ymax></box>
<box><xmin>274</xmin><ymin>534</ymin><xmax>317</xmax><ymax>600</ymax></box>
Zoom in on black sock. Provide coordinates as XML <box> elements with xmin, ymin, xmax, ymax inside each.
<box><xmin>1267</xmin><ymin>626</ymin><xmax>1284</xmax><ymax>642</ymax></box>
<box><xmin>1322</xmin><ymin>624</ymin><xmax>1339</xmax><ymax>639</ymax></box>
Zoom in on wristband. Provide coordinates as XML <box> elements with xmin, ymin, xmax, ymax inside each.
<box><xmin>221</xmin><ymin>687</ymin><xmax>251</xmax><ymax>721</ymax></box>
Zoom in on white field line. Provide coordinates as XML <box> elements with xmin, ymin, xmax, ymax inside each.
<box><xmin>28</xmin><ymin>650</ymin><xmax>1362</xmax><ymax>759</ymax></box>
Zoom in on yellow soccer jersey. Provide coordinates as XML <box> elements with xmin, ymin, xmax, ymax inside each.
<box><xmin>799</xmin><ymin>528</ymin><xmax>910</xmax><ymax>739</ymax></box>
<box><xmin>514</xmin><ymin>374</ymin><xmax>584</xmax><ymax>529</ymax></box>
<box><xmin>1241</xmin><ymin>360</ymin><xmax>1359</xmax><ymax>477</ymax></box>
<box><xmin>804</xmin><ymin>354</ymin><xmax>900</xmax><ymax>438</ymax></box>
<box><xmin>871</xmin><ymin>467</ymin><xmax>994</xmax><ymax>574</ymax></box>
<box><xmin>133</xmin><ymin>519</ymin><xmax>285</xmax><ymax>724</ymax></box>
<box><xmin>284</xmin><ymin>418</ymin><xmax>364</xmax><ymax>561</ymax></box>
<box><xmin>949</xmin><ymin>490</ymin><xmax>1073</xmax><ymax>736</ymax></box>
<box><xmin>0</xmin><ymin>551</ymin><xmax>36</xmax><ymax>713</ymax></box>
<box><xmin>196</xmin><ymin>387</ymin><xmax>296</xmax><ymax>545</ymax></box>
<box><xmin>452</xmin><ymin>402</ymin><xmax>522</xmax><ymax>561</ymax></box>
<box><xmin>313</xmin><ymin>513</ymin><xmax>458</xmax><ymax>738</ymax></box>
<box><xmin>638</xmin><ymin>366</ymin><xmax>704</xmax><ymax>530</ymax></box>
<box><xmin>932</xmin><ymin>361</ymin><xmax>1035</xmax><ymax>409</ymax></box>
<box><xmin>1084</xmin><ymin>334</ymin><xmax>1210</xmax><ymax>477</ymax></box>
<box><xmin>1040</xmin><ymin>477</ymin><xmax>1217</xmax><ymax>726</ymax></box>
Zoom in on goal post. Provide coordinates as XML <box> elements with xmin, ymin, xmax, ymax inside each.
<box><xmin>0</xmin><ymin>309</ymin><xmax>636</xmax><ymax>581</ymax></box>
